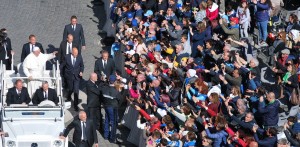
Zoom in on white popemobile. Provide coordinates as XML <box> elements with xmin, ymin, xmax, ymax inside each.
<box><xmin>0</xmin><ymin>58</ymin><xmax>70</xmax><ymax>147</ymax></box>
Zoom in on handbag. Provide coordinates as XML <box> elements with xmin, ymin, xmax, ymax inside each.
<box><xmin>290</xmin><ymin>87</ymin><xmax>300</xmax><ymax>105</ymax></box>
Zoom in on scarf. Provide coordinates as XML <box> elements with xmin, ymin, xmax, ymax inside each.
<box><xmin>283</xmin><ymin>72</ymin><xmax>291</xmax><ymax>83</ymax></box>
<box><xmin>229</xmin><ymin>24</ymin><xmax>239</xmax><ymax>29</ymax></box>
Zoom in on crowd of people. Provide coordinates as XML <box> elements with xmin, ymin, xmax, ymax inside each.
<box><xmin>105</xmin><ymin>0</ymin><xmax>300</xmax><ymax>146</ymax></box>
<box><xmin>0</xmin><ymin>0</ymin><xmax>300</xmax><ymax>146</ymax></box>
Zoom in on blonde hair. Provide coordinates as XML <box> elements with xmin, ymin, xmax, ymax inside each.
<box><xmin>200</xmin><ymin>1</ymin><xmax>207</xmax><ymax>10</ymax></box>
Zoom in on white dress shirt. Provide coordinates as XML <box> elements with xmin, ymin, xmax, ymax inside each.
<box><xmin>66</xmin><ymin>42</ymin><xmax>72</xmax><ymax>55</ymax></box>
<box><xmin>81</xmin><ymin>121</ymin><xmax>85</xmax><ymax>140</ymax></box>
<box><xmin>71</xmin><ymin>55</ymin><xmax>76</xmax><ymax>66</ymax></box>
<box><xmin>72</xmin><ymin>24</ymin><xmax>76</xmax><ymax>31</ymax></box>
<box><xmin>30</xmin><ymin>44</ymin><xmax>35</xmax><ymax>52</ymax></box>
<box><xmin>44</xmin><ymin>90</ymin><xmax>48</xmax><ymax>99</ymax></box>
<box><xmin>102</xmin><ymin>59</ymin><xmax>107</xmax><ymax>68</ymax></box>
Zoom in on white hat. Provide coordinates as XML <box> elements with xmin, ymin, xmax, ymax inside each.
<box><xmin>187</xmin><ymin>69</ymin><xmax>197</xmax><ymax>77</ymax></box>
<box><xmin>290</xmin><ymin>29</ymin><xmax>300</xmax><ymax>39</ymax></box>
<box><xmin>207</xmin><ymin>85</ymin><xmax>221</xmax><ymax>97</ymax></box>
<box><xmin>125</xmin><ymin>50</ymin><xmax>135</xmax><ymax>55</ymax></box>
<box><xmin>281</xmin><ymin>49</ymin><xmax>290</xmax><ymax>54</ymax></box>
<box><xmin>33</xmin><ymin>47</ymin><xmax>40</xmax><ymax>52</ymax></box>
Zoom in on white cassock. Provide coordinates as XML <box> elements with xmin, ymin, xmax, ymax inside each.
<box><xmin>23</xmin><ymin>53</ymin><xmax>55</xmax><ymax>97</ymax></box>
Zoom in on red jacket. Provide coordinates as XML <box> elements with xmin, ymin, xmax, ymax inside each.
<box><xmin>206</xmin><ymin>2</ymin><xmax>219</xmax><ymax>21</ymax></box>
<box><xmin>138</xmin><ymin>109</ymin><xmax>161</xmax><ymax>132</ymax></box>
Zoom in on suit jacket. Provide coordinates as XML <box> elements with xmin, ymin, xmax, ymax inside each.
<box><xmin>60</xmin><ymin>54</ymin><xmax>84</xmax><ymax>81</ymax></box>
<box><xmin>94</xmin><ymin>58</ymin><xmax>115</xmax><ymax>79</ymax></box>
<box><xmin>6</xmin><ymin>87</ymin><xmax>31</xmax><ymax>106</ymax></box>
<box><xmin>63</xmin><ymin>24</ymin><xmax>85</xmax><ymax>47</ymax></box>
<box><xmin>63</xmin><ymin>118</ymin><xmax>98</xmax><ymax>146</ymax></box>
<box><xmin>86</xmin><ymin>80</ymin><xmax>101</xmax><ymax>108</ymax></box>
<box><xmin>0</xmin><ymin>38</ymin><xmax>12</xmax><ymax>64</ymax></box>
<box><xmin>21</xmin><ymin>42</ymin><xmax>44</xmax><ymax>62</ymax></box>
<box><xmin>58</xmin><ymin>40</ymin><xmax>78</xmax><ymax>63</ymax></box>
<box><xmin>0</xmin><ymin>45</ymin><xmax>6</xmax><ymax>64</ymax></box>
<box><xmin>32</xmin><ymin>88</ymin><xmax>59</xmax><ymax>105</ymax></box>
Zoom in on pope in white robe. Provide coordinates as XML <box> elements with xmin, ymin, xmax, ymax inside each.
<box><xmin>23</xmin><ymin>47</ymin><xmax>57</xmax><ymax>97</ymax></box>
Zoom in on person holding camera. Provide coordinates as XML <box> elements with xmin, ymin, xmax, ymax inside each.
<box><xmin>0</xmin><ymin>28</ymin><xmax>14</xmax><ymax>70</ymax></box>
<box><xmin>94</xmin><ymin>50</ymin><xmax>116</xmax><ymax>82</ymax></box>
<box><xmin>100</xmin><ymin>75</ymin><xmax>122</xmax><ymax>143</ymax></box>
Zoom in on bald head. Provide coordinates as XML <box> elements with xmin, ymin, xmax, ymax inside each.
<box><xmin>90</xmin><ymin>72</ymin><xmax>98</xmax><ymax>82</ymax></box>
<box><xmin>79</xmin><ymin>111</ymin><xmax>87</xmax><ymax>121</ymax></box>
<box><xmin>67</xmin><ymin>34</ymin><xmax>73</xmax><ymax>43</ymax></box>
<box><xmin>267</xmin><ymin>92</ymin><xmax>275</xmax><ymax>102</ymax></box>
<box><xmin>72</xmin><ymin>47</ymin><xmax>78</xmax><ymax>57</ymax></box>
<box><xmin>248</xmin><ymin>141</ymin><xmax>258</xmax><ymax>147</ymax></box>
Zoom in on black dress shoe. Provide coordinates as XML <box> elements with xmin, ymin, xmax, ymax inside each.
<box><xmin>92</xmin><ymin>1</ymin><xmax>104</xmax><ymax>5</ymax></box>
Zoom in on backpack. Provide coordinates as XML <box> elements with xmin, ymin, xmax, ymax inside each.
<box><xmin>290</xmin><ymin>87</ymin><xmax>300</xmax><ymax>105</ymax></box>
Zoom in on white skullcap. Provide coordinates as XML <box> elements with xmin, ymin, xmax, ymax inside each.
<box><xmin>33</xmin><ymin>47</ymin><xmax>40</xmax><ymax>52</ymax></box>
<box><xmin>187</xmin><ymin>69</ymin><xmax>197</xmax><ymax>77</ymax></box>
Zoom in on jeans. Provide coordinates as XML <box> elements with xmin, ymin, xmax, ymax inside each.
<box><xmin>256</xmin><ymin>20</ymin><xmax>268</xmax><ymax>41</ymax></box>
<box><xmin>240</xmin><ymin>23</ymin><xmax>249</xmax><ymax>38</ymax></box>
<box><xmin>104</xmin><ymin>107</ymin><xmax>118</xmax><ymax>141</ymax></box>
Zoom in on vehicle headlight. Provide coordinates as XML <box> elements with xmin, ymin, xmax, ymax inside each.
<box><xmin>54</xmin><ymin>140</ymin><xmax>62</xmax><ymax>147</ymax></box>
<box><xmin>7</xmin><ymin>140</ymin><xmax>16</xmax><ymax>147</ymax></box>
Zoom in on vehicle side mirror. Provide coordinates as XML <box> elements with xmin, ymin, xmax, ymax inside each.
<box><xmin>64</xmin><ymin>102</ymin><xmax>71</xmax><ymax>109</ymax></box>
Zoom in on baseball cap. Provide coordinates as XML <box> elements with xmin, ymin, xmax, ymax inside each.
<box><xmin>230</xmin><ymin>17</ymin><xmax>239</xmax><ymax>24</ymax></box>
<box><xmin>125</xmin><ymin>50</ymin><xmax>135</xmax><ymax>55</ymax></box>
<box><xmin>143</xmin><ymin>22</ymin><xmax>150</xmax><ymax>27</ymax></box>
<box><xmin>144</xmin><ymin>10</ymin><xmax>153</xmax><ymax>17</ymax></box>
<box><xmin>109</xmin><ymin>75</ymin><xmax>117</xmax><ymax>83</ymax></box>
<box><xmin>131</xmin><ymin>19</ymin><xmax>138</xmax><ymax>27</ymax></box>
<box><xmin>127</xmin><ymin>12</ymin><xmax>134</xmax><ymax>19</ymax></box>
<box><xmin>155</xmin><ymin>44</ymin><xmax>161</xmax><ymax>52</ymax></box>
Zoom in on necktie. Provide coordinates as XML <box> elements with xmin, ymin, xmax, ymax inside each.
<box><xmin>82</xmin><ymin>122</ymin><xmax>87</xmax><ymax>140</ymax></box>
<box><xmin>31</xmin><ymin>44</ymin><xmax>34</xmax><ymax>52</ymax></box>
<box><xmin>18</xmin><ymin>90</ymin><xmax>21</xmax><ymax>97</ymax></box>
<box><xmin>44</xmin><ymin>91</ymin><xmax>48</xmax><ymax>100</ymax></box>
<box><xmin>68</xmin><ymin>44</ymin><xmax>71</xmax><ymax>54</ymax></box>
<box><xmin>73</xmin><ymin>25</ymin><xmax>75</xmax><ymax>31</ymax></box>
<box><xmin>73</xmin><ymin>58</ymin><xmax>76</xmax><ymax>66</ymax></box>
<box><xmin>104</xmin><ymin>60</ymin><xmax>107</xmax><ymax>69</ymax></box>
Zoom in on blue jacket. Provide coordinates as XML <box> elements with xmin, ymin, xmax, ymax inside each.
<box><xmin>255</xmin><ymin>2</ymin><xmax>270</xmax><ymax>22</ymax></box>
<box><xmin>205</xmin><ymin>129</ymin><xmax>228</xmax><ymax>147</ymax></box>
<box><xmin>191</xmin><ymin>31</ymin><xmax>205</xmax><ymax>57</ymax></box>
<box><xmin>258</xmin><ymin>100</ymin><xmax>280</xmax><ymax>126</ymax></box>
<box><xmin>254</xmin><ymin>133</ymin><xmax>277</xmax><ymax>147</ymax></box>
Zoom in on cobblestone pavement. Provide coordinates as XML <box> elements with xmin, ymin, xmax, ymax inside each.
<box><xmin>0</xmin><ymin>0</ymin><xmax>134</xmax><ymax>146</ymax></box>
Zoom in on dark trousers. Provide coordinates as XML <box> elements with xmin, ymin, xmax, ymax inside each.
<box><xmin>88</xmin><ymin>107</ymin><xmax>102</xmax><ymax>131</ymax></box>
<box><xmin>5</xmin><ymin>59</ymin><xmax>11</xmax><ymax>70</ymax></box>
<box><xmin>76</xmin><ymin>141</ymin><xmax>90</xmax><ymax>147</ymax></box>
<box><xmin>67</xmin><ymin>78</ymin><xmax>80</xmax><ymax>109</ymax></box>
<box><xmin>104</xmin><ymin>107</ymin><xmax>118</xmax><ymax>141</ymax></box>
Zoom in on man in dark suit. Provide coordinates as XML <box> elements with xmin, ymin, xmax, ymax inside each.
<box><xmin>94</xmin><ymin>50</ymin><xmax>115</xmax><ymax>81</ymax></box>
<box><xmin>21</xmin><ymin>34</ymin><xmax>44</xmax><ymax>62</ymax></box>
<box><xmin>0</xmin><ymin>28</ymin><xmax>14</xmax><ymax>70</ymax></box>
<box><xmin>32</xmin><ymin>81</ymin><xmax>59</xmax><ymax>105</ymax></box>
<box><xmin>63</xmin><ymin>15</ymin><xmax>85</xmax><ymax>54</ymax></box>
<box><xmin>60</xmin><ymin>111</ymin><xmax>98</xmax><ymax>147</ymax></box>
<box><xmin>86</xmin><ymin>72</ymin><xmax>102</xmax><ymax>131</ymax></box>
<box><xmin>6</xmin><ymin>79</ymin><xmax>31</xmax><ymax>106</ymax></box>
<box><xmin>58</xmin><ymin>34</ymin><xmax>78</xmax><ymax>63</ymax></box>
<box><xmin>60</xmin><ymin>47</ymin><xmax>84</xmax><ymax>111</ymax></box>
